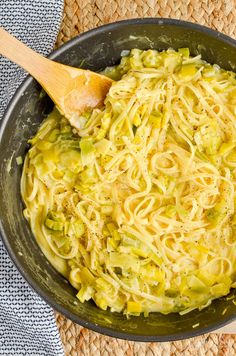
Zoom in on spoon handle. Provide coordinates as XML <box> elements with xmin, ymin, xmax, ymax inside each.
<box><xmin>0</xmin><ymin>27</ymin><xmax>113</xmax><ymax>120</ymax></box>
<box><xmin>0</xmin><ymin>27</ymin><xmax>55</xmax><ymax>85</ymax></box>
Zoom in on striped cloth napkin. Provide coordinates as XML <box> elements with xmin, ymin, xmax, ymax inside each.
<box><xmin>0</xmin><ymin>1</ymin><xmax>65</xmax><ymax>355</ymax></box>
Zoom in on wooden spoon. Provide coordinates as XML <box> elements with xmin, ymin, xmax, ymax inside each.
<box><xmin>0</xmin><ymin>27</ymin><xmax>113</xmax><ymax>128</ymax></box>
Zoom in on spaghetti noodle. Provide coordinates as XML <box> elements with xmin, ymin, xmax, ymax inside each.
<box><xmin>21</xmin><ymin>48</ymin><xmax>236</xmax><ymax>316</ymax></box>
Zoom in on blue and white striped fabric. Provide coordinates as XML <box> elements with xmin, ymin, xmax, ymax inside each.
<box><xmin>0</xmin><ymin>1</ymin><xmax>64</xmax><ymax>355</ymax></box>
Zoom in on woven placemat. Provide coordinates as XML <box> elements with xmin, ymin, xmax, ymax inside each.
<box><xmin>55</xmin><ymin>1</ymin><xmax>236</xmax><ymax>354</ymax></box>
<box><xmin>56</xmin><ymin>0</ymin><xmax>236</xmax><ymax>46</ymax></box>
<box><xmin>56</xmin><ymin>312</ymin><xmax>236</xmax><ymax>355</ymax></box>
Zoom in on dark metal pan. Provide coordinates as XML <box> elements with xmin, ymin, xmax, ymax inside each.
<box><xmin>0</xmin><ymin>18</ymin><xmax>236</xmax><ymax>342</ymax></box>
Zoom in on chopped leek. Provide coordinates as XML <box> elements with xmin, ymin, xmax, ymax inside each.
<box><xmin>127</xmin><ymin>301</ymin><xmax>142</xmax><ymax>313</ymax></box>
<box><xmin>45</xmin><ymin>218</ymin><xmax>64</xmax><ymax>231</ymax></box>
<box><xmin>179</xmin><ymin>64</ymin><xmax>197</xmax><ymax>79</ymax></box>
<box><xmin>109</xmin><ymin>252</ymin><xmax>140</xmax><ymax>272</ymax></box>
<box><xmin>178</xmin><ymin>48</ymin><xmax>190</xmax><ymax>58</ymax></box>
<box><xmin>80</xmin><ymin>137</ymin><xmax>95</xmax><ymax>166</ymax></box>
<box><xmin>16</xmin><ymin>156</ymin><xmax>23</xmax><ymax>165</ymax></box>
<box><xmin>76</xmin><ymin>285</ymin><xmax>94</xmax><ymax>303</ymax></box>
<box><xmin>73</xmin><ymin>220</ymin><xmax>85</xmax><ymax>237</ymax></box>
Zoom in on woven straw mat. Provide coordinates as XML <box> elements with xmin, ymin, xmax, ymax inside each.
<box><xmin>55</xmin><ymin>1</ymin><xmax>236</xmax><ymax>355</ymax></box>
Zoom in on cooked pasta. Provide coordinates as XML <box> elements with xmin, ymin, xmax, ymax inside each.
<box><xmin>21</xmin><ymin>48</ymin><xmax>236</xmax><ymax>316</ymax></box>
